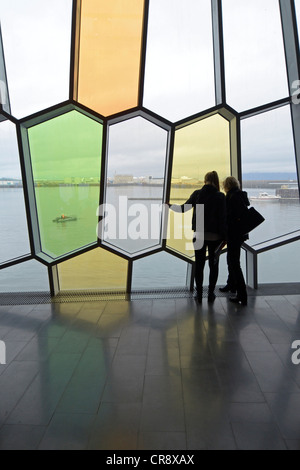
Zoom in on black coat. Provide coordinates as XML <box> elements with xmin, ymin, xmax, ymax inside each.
<box><xmin>226</xmin><ymin>187</ymin><xmax>250</xmax><ymax>241</ymax></box>
<box><xmin>182</xmin><ymin>184</ymin><xmax>227</xmax><ymax>238</ymax></box>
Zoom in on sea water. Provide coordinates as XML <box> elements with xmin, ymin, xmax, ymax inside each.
<box><xmin>1</xmin><ymin>186</ymin><xmax>300</xmax><ymax>292</ymax></box>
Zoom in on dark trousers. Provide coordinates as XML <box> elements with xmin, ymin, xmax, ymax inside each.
<box><xmin>226</xmin><ymin>239</ymin><xmax>247</xmax><ymax>299</ymax></box>
<box><xmin>194</xmin><ymin>240</ymin><xmax>221</xmax><ymax>296</ymax></box>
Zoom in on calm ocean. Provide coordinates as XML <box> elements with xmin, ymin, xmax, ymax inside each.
<box><xmin>1</xmin><ymin>186</ymin><xmax>300</xmax><ymax>292</ymax></box>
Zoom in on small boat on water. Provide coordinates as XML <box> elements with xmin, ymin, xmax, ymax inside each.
<box><xmin>53</xmin><ymin>214</ymin><xmax>77</xmax><ymax>223</ymax></box>
<box><xmin>250</xmin><ymin>192</ymin><xmax>281</xmax><ymax>202</ymax></box>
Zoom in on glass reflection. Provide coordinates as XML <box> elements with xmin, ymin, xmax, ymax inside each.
<box><xmin>132</xmin><ymin>251</ymin><xmax>189</xmax><ymax>290</ymax></box>
<box><xmin>222</xmin><ymin>0</ymin><xmax>288</xmax><ymax>111</ymax></box>
<box><xmin>58</xmin><ymin>247</ymin><xmax>128</xmax><ymax>291</ymax></box>
<box><xmin>241</xmin><ymin>105</ymin><xmax>300</xmax><ymax>246</ymax></box>
<box><xmin>27</xmin><ymin>110</ymin><xmax>103</xmax><ymax>259</ymax></box>
<box><xmin>103</xmin><ymin>116</ymin><xmax>168</xmax><ymax>256</ymax></box>
<box><xmin>167</xmin><ymin>113</ymin><xmax>231</xmax><ymax>259</ymax></box>
<box><xmin>258</xmin><ymin>240</ymin><xmax>300</xmax><ymax>284</ymax></box>
<box><xmin>143</xmin><ymin>0</ymin><xmax>215</xmax><ymax>122</ymax></box>
<box><xmin>0</xmin><ymin>120</ymin><xmax>30</xmax><ymax>264</ymax></box>
<box><xmin>0</xmin><ymin>259</ymin><xmax>49</xmax><ymax>292</ymax></box>
<box><xmin>0</xmin><ymin>0</ymin><xmax>72</xmax><ymax>118</ymax></box>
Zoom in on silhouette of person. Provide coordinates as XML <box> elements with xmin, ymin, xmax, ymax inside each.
<box><xmin>220</xmin><ymin>176</ymin><xmax>249</xmax><ymax>306</ymax></box>
<box><xmin>169</xmin><ymin>171</ymin><xmax>227</xmax><ymax>303</ymax></box>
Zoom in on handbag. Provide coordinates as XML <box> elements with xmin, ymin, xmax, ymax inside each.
<box><xmin>237</xmin><ymin>206</ymin><xmax>265</xmax><ymax>235</ymax></box>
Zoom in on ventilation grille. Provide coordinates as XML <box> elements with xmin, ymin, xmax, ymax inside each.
<box><xmin>0</xmin><ymin>287</ymin><xmax>233</xmax><ymax>305</ymax></box>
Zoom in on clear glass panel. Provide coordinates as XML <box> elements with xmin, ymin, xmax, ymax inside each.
<box><xmin>76</xmin><ymin>0</ymin><xmax>144</xmax><ymax>116</ymax></box>
<box><xmin>0</xmin><ymin>24</ymin><xmax>10</xmax><ymax>115</ymax></box>
<box><xmin>258</xmin><ymin>240</ymin><xmax>300</xmax><ymax>284</ymax></box>
<box><xmin>0</xmin><ymin>120</ymin><xmax>30</xmax><ymax>263</ymax></box>
<box><xmin>222</xmin><ymin>0</ymin><xmax>289</xmax><ymax>111</ymax></box>
<box><xmin>0</xmin><ymin>0</ymin><xmax>72</xmax><ymax>118</ymax></box>
<box><xmin>143</xmin><ymin>0</ymin><xmax>215</xmax><ymax>122</ymax></box>
<box><xmin>203</xmin><ymin>249</ymin><xmax>246</xmax><ymax>287</ymax></box>
<box><xmin>296</xmin><ymin>0</ymin><xmax>300</xmax><ymax>49</ymax></box>
<box><xmin>0</xmin><ymin>259</ymin><xmax>49</xmax><ymax>292</ymax></box>
<box><xmin>132</xmin><ymin>251</ymin><xmax>189</xmax><ymax>290</ymax></box>
<box><xmin>167</xmin><ymin>113</ymin><xmax>231</xmax><ymax>259</ymax></box>
<box><xmin>58</xmin><ymin>247</ymin><xmax>128</xmax><ymax>291</ymax></box>
<box><xmin>103</xmin><ymin>116</ymin><xmax>168</xmax><ymax>256</ymax></box>
<box><xmin>28</xmin><ymin>110</ymin><xmax>103</xmax><ymax>259</ymax></box>
<box><xmin>241</xmin><ymin>105</ymin><xmax>300</xmax><ymax>246</ymax></box>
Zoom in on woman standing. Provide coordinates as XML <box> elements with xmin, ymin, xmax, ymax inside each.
<box><xmin>221</xmin><ymin>176</ymin><xmax>249</xmax><ymax>306</ymax></box>
<box><xmin>170</xmin><ymin>171</ymin><xmax>227</xmax><ymax>303</ymax></box>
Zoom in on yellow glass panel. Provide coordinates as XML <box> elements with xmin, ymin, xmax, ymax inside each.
<box><xmin>76</xmin><ymin>0</ymin><xmax>144</xmax><ymax>116</ymax></box>
<box><xmin>167</xmin><ymin>113</ymin><xmax>231</xmax><ymax>259</ymax></box>
<box><xmin>58</xmin><ymin>247</ymin><xmax>128</xmax><ymax>291</ymax></box>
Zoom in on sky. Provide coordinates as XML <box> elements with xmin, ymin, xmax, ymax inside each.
<box><xmin>0</xmin><ymin>0</ymin><xmax>299</xmax><ymax>180</ymax></box>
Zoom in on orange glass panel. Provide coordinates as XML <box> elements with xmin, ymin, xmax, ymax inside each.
<box><xmin>58</xmin><ymin>247</ymin><xmax>128</xmax><ymax>291</ymax></box>
<box><xmin>167</xmin><ymin>113</ymin><xmax>231</xmax><ymax>259</ymax></box>
<box><xmin>76</xmin><ymin>0</ymin><xmax>144</xmax><ymax>116</ymax></box>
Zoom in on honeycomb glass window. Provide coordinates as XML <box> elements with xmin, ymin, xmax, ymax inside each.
<box><xmin>0</xmin><ymin>0</ymin><xmax>72</xmax><ymax>118</ymax></box>
<box><xmin>27</xmin><ymin>110</ymin><xmax>103</xmax><ymax>259</ymax></box>
<box><xmin>57</xmin><ymin>247</ymin><xmax>128</xmax><ymax>292</ymax></box>
<box><xmin>75</xmin><ymin>0</ymin><xmax>144</xmax><ymax>116</ymax></box>
<box><xmin>0</xmin><ymin>120</ymin><xmax>30</xmax><ymax>264</ymax></box>
<box><xmin>222</xmin><ymin>0</ymin><xmax>289</xmax><ymax>111</ymax></box>
<box><xmin>143</xmin><ymin>0</ymin><xmax>215</xmax><ymax>122</ymax></box>
<box><xmin>103</xmin><ymin>116</ymin><xmax>168</xmax><ymax>257</ymax></box>
<box><xmin>241</xmin><ymin>105</ymin><xmax>300</xmax><ymax>246</ymax></box>
<box><xmin>167</xmin><ymin>113</ymin><xmax>231</xmax><ymax>260</ymax></box>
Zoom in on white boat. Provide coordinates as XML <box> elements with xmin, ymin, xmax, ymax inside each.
<box><xmin>250</xmin><ymin>192</ymin><xmax>281</xmax><ymax>202</ymax></box>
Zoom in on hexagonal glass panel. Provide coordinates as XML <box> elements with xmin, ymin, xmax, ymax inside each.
<box><xmin>0</xmin><ymin>259</ymin><xmax>49</xmax><ymax>293</ymax></box>
<box><xmin>27</xmin><ymin>110</ymin><xmax>103</xmax><ymax>259</ymax></box>
<box><xmin>222</xmin><ymin>0</ymin><xmax>289</xmax><ymax>112</ymax></box>
<box><xmin>241</xmin><ymin>105</ymin><xmax>300</xmax><ymax>246</ymax></box>
<box><xmin>0</xmin><ymin>24</ymin><xmax>10</xmax><ymax>116</ymax></box>
<box><xmin>131</xmin><ymin>251</ymin><xmax>191</xmax><ymax>290</ymax></box>
<box><xmin>143</xmin><ymin>0</ymin><xmax>215</xmax><ymax>122</ymax></box>
<box><xmin>258</xmin><ymin>239</ymin><xmax>300</xmax><ymax>284</ymax></box>
<box><xmin>57</xmin><ymin>247</ymin><xmax>128</xmax><ymax>292</ymax></box>
<box><xmin>0</xmin><ymin>120</ymin><xmax>30</xmax><ymax>264</ymax></box>
<box><xmin>167</xmin><ymin>113</ymin><xmax>231</xmax><ymax>260</ymax></box>
<box><xmin>296</xmin><ymin>0</ymin><xmax>300</xmax><ymax>49</ymax></box>
<box><xmin>0</xmin><ymin>0</ymin><xmax>72</xmax><ymax>118</ymax></box>
<box><xmin>75</xmin><ymin>0</ymin><xmax>144</xmax><ymax>116</ymax></box>
<box><xmin>102</xmin><ymin>116</ymin><xmax>169</xmax><ymax>257</ymax></box>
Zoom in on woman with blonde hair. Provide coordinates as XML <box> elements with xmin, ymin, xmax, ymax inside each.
<box><xmin>220</xmin><ymin>176</ymin><xmax>249</xmax><ymax>305</ymax></box>
<box><xmin>170</xmin><ymin>170</ymin><xmax>227</xmax><ymax>303</ymax></box>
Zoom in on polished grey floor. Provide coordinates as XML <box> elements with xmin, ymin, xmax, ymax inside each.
<box><xmin>1</xmin><ymin>290</ymin><xmax>300</xmax><ymax>450</ymax></box>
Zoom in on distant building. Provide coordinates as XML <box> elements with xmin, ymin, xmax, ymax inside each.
<box><xmin>113</xmin><ymin>174</ymin><xmax>134</xmax><ymax>184</ymax></box>
<box><xmin>0</xmin><ymin>179</ymin><xmax>22</xmax><ymax>187</ymax></box>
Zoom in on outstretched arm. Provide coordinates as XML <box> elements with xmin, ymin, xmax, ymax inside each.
<box><xmin>168</xmin><ymin>192</ymin><xmax>196</xmax><ymax>213</ymax></box>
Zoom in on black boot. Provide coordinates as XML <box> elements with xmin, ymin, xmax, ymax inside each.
<box><xmin>219</xmin><ymin>285</ymin><xmax>236</xmax><ymax>293</ymax></box>
<box><xmin>208</xmin><ymin>291</ymin><xmax>216</xmax><ymax>303</ymax></box>
<box><xmin>229</xmin><ymin>295</ymin><xmax>247</xmax><ymax>306</ymax></box>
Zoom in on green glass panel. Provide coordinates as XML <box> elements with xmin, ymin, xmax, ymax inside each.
<box><xmin>28</xmin><ymin>110</ymin><xmax>103</xmax><ymax>259</ymax></box>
